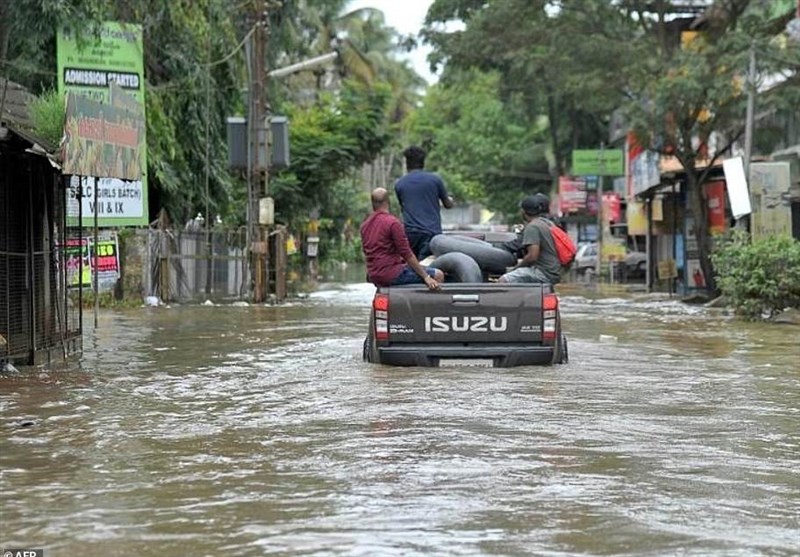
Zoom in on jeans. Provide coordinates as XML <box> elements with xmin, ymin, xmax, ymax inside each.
<box><xmin>390</xmin><ymin>265</ymin><xmax>437</xmax><ymax>285</ymax></box>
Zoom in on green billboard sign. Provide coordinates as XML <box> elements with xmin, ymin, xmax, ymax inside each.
<box><xmin>572</xmin><ymin>149</ymin><xmax>624</xmax><ymax>176</ymax></box>
<box><xmin>58</xmin><ymin>22</ymin><xmax>148</xmax><ymax>227</ymax></box>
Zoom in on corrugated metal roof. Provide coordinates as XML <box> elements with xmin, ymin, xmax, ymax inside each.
<box><xmin>0</xmin><ymin>77</ymin><xmax>57</xmax><ymax>152</ymax></box>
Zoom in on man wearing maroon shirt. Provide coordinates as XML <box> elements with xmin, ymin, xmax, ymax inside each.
<box><xmin>360</xmin><ymin>188</ymin><xmax>443</xmax><ymax>290</ymax></box>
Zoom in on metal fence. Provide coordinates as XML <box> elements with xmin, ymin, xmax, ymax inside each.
<box><xmin>1</xmin><ymin>158</ymin><xmax>82</xmax><ymax>366</ymax></box>
<box><xmin>144</xmin><ymin>228</ymin><xmax>251</xmax><ymax>303</ymax></box>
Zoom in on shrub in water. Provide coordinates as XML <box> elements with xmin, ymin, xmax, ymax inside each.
<box><xmin>712</xmin><ymin>230</ymin><xmax>800</xmax><ymax>320</ymax></box>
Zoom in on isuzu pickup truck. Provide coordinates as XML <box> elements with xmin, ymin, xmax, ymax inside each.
<box><xmin>362</xmin><ymin>232</ymin><xmax>568</xmax><ymax>368</ymax></box>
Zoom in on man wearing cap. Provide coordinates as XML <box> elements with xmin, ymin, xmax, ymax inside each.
<box><xmin>499</xmin><ymin>193</ymin><xmax>562</xmax><ymax>284</ymax></box>
<box><xmin>361</xmin><ymin>187</ymin><xmax>444</xmax><ymax>290</ymax></box>
<box><xmin>394</xmin><ymin>145</ymin><xmax>454</xmax><ymax>259</ymax></box>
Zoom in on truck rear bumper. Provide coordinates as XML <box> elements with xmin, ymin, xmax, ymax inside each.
<box><xmin>376</xmin><ymin>344</ymin><xmax>555</xmax><ymax>367</ymax></box>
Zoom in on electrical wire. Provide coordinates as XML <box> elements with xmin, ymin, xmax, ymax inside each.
<box><xmin>204</xmin><ymin>25</ymin><xmax>256</xmax><ymax>67</ymax></box>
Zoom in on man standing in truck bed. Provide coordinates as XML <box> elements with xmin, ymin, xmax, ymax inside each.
<box><xmin>361</xmin><ymin>187</ymin><xmax>443</xmax><ymax>291</ymax></box>
<box><xmin>394</xmin><ymin>145</ymin><xmax>454</xmax><ymax>259</ymax></box>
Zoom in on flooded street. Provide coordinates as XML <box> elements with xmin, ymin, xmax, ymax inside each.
<box><xmin>1</xmin><ymin>283</ymin><xmax>799</xmax><ymax>556</ymax></box>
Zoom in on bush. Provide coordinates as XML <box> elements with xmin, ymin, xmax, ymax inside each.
<box><xmin>29</xmin><ymin>89</ymin><xmax>65</xmax><ymax>149</ymax></box>
<box><xmin>712</xmin><ymin>230</ymin><xmax>800</xmax><ymax>320</ymax></box>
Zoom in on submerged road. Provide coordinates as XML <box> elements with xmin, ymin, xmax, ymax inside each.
<box><xmin>1</xmin><ymin>283</ymin><xmax>798</xmax><ymax>556</ymax></box>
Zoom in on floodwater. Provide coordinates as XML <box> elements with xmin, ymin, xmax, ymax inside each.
<box><xmin>1</xmin><ymin>283</ymin><xmax>798</xmax><ymax>556</ymax></box>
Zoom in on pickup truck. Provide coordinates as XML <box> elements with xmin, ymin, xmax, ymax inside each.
<box><xmin>362</xmin><ymin>231</ymin><xmax>568</xmax><ymax>368</ymax></box>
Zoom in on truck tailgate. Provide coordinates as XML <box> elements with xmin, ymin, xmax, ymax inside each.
<box><xmin>385</xmin><ymin>284</ymin><xmax>545</xmax><ymax>344</ymax></box>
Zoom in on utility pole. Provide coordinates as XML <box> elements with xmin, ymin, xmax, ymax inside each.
<box><xmin>595</xmin><ymin>143</ymin><xmax>605</xmax><ymax>278</ymax></box>
<box><xmin>248</xmin><ymin>0</ymin><xmax>271</xmax><ymax>302</ymax></box>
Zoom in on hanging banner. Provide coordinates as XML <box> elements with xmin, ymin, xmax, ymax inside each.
<box><xmin>706</xmin><ymin>181</ymin><xmax>727</xmax><ymax>235</ymax></box>
<box><xmin>722</xmin><ymin>157</ymin><xmax>752</xmax><ymax>220</ymax></box>
<box><xmin>58</xmin><ymin>22</ymin><xmax>148</xmax><ymax>227</ymax></box>
<box><xmin>626</xmin><ymin>200</ymin><xmax>648</xmax><ymax>236</ymax></box>
<box><xmin>602</xmin><ymin>192</ymin><xmax>622</xmax><ymax>224</ymax></box>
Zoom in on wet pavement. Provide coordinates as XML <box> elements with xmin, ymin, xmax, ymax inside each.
<box><xmin>1</xmin><ymin>283</ymin><xmax>798</xmax><ymax>556</ymax></box>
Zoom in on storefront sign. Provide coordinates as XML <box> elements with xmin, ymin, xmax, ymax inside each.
<box><xmin>572</xmin><ymin>149</ymin><xmax>624</xmax><ymax>176</ymax></box>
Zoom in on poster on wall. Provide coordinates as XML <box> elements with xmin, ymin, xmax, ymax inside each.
<box><xmin>63</xmin><ymin>233</ymin><xmax>121</xmax><ymax>290</ymax></box>
<box><xmin>58</xmin><ymin>22</ymin><xmax>148</xmax><ymax>227</ymax></box>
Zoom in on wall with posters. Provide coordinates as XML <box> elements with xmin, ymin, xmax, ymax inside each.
<box><xmin>63</xmin><ymin>233</ymin><xmax>121</xmax><ymax>291</ymax></box>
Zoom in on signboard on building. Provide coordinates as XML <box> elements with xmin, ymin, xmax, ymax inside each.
<box><xmin>58</xmin><ymin>22</ymin><xmax>147</xmax><ymax>227</ymax></box>
<box><xmin>572</xmin><ymin>149</ymin><xmax>624</xmax><ymax>176</ymax></box>
<box><xmin>558</xmin><ymin>176</ymin><xmax>587</xmax><ymax>214</ymax></box>
<box><xmin>626</xmin><ymin>132</ymin><xmax>661</xmax><ymax>199</ymax></box>
<box><xmin>722</xmin><ymin>157</ymin><xmax>752</xmax><ymax>219</ymax></box>
<box><xmin>750</xmin><ymin>162</ymin><xmax>793</xmax><ymax>241</ymax></box>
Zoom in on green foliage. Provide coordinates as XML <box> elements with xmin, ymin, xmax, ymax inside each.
<box><xmin>407</xmin><ymin>68</ymin><xmax>550</xmax><ymax>218</ymax></box>
<box><xmin>424</xmin><ymin>0</ymin><xmax>631</xmax><ymax>177</ymax></box>
<box><xmin>29</xmin><ymin>89</ymin><xmax>64</xmax><ymax>148</ymax></box>
<box><xmin>712</xmin><ymin>231</ymin><xmax>800</xmax><ymax>320</ymax></box>
<box><xmin>271</xmin><ymin>80</ymin><xmax>391</xmax><ymax>227</ymax></box>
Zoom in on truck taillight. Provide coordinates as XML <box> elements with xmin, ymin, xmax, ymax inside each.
<box><xmin>543</xmin><ymin>293</ymin><xmax>558</xmax><ymax>343</ymax></box>
<box><xmin>373</xmin><ymin>294</ymin><xmax>389</xmax><ymax>340</ymax></box>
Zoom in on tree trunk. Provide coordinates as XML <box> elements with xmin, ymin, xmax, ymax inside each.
<box><xmin>685</xmin><ymin>167</ymin><xmax>718</xmax><ymax>294</ymax></box>
<box><xmin>545</xmin><ymin>88</ymin><xmax>563</xmax><ymax>177</ymax></box>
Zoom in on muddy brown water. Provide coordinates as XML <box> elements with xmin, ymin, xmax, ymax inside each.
<box><xmin>1</xmin><ymin>283</ymin><xmax>798</xmax><ymax>556</ymax></box>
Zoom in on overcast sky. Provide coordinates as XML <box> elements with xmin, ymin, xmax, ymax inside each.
<box><xmin>347</xmin><ymin>0</ymin><xmax>438</xmax><ymax>84</ymax></box>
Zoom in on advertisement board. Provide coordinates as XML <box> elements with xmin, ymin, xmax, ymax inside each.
<box><xmin>572</xmin><ymin>149</ymin><xmax>624</xmax><ymax>176</ymax></box>
<box><xmin>63</xmin><ymin>234</ymin><xmax>121</xmax><ymax>289</ymax></box>
<box><xmin>62</xmin><ymin>89</ymin><xmax>144</xmax><ymax>181</ymax></box>
<box><xmin>558</xmin><ymin>176</ymin><xmax>587</xmax><ymax>214</ymax></box>
<box><xmin>58</xmin><ymin>22</ymin><xmax>148</xmax><ymax>227</ymax></box>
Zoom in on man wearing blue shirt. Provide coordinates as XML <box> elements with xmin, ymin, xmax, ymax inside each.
<box><xmin>394</xmin><ymin>146</ymin><xmax>454</xmax><ymax>259</ymax></box>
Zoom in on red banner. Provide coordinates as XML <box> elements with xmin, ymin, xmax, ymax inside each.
<box><xmin>559</xmin><ymin>176</ymin><xmax>587</xmax><ymax>214</ymax></box>
<box><xmin>706</xmin><ymin>180</ymin><xmax>727</xmax><ymax>234</ymax></box>
<box><xmin>602</xmin><ymin>192</ymin><xmax>622</xmax><ymax>223</ymax></box>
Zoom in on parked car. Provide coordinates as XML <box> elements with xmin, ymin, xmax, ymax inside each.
<box><xmin>574</xmin><ymin>242</ymin><xmax>647</xmax><ymax>277</ymax></box>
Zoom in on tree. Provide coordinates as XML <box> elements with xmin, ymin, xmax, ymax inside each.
<box><xmin>423</xmin><ymin>0</ymin><xmax>633</xmax><ymax>183</ymax></box>
<box><xmin>421</xmin><ymin>0</ymin><xmax>799</xmax><ymax>290</ymax></box>
<box><xmin>270</xmin><ymin>80</ymin><xmax>391</xmax><ymax>228</ymax></box>
<box><xmin>622</xmin><ymin>0</ymin><xmax>800</xmax><ymax>292</ymax></box>
<box><xmin>407</xmin><ymin>68</ymin><xmax>552</xmax><ymax>218</ymax></box>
